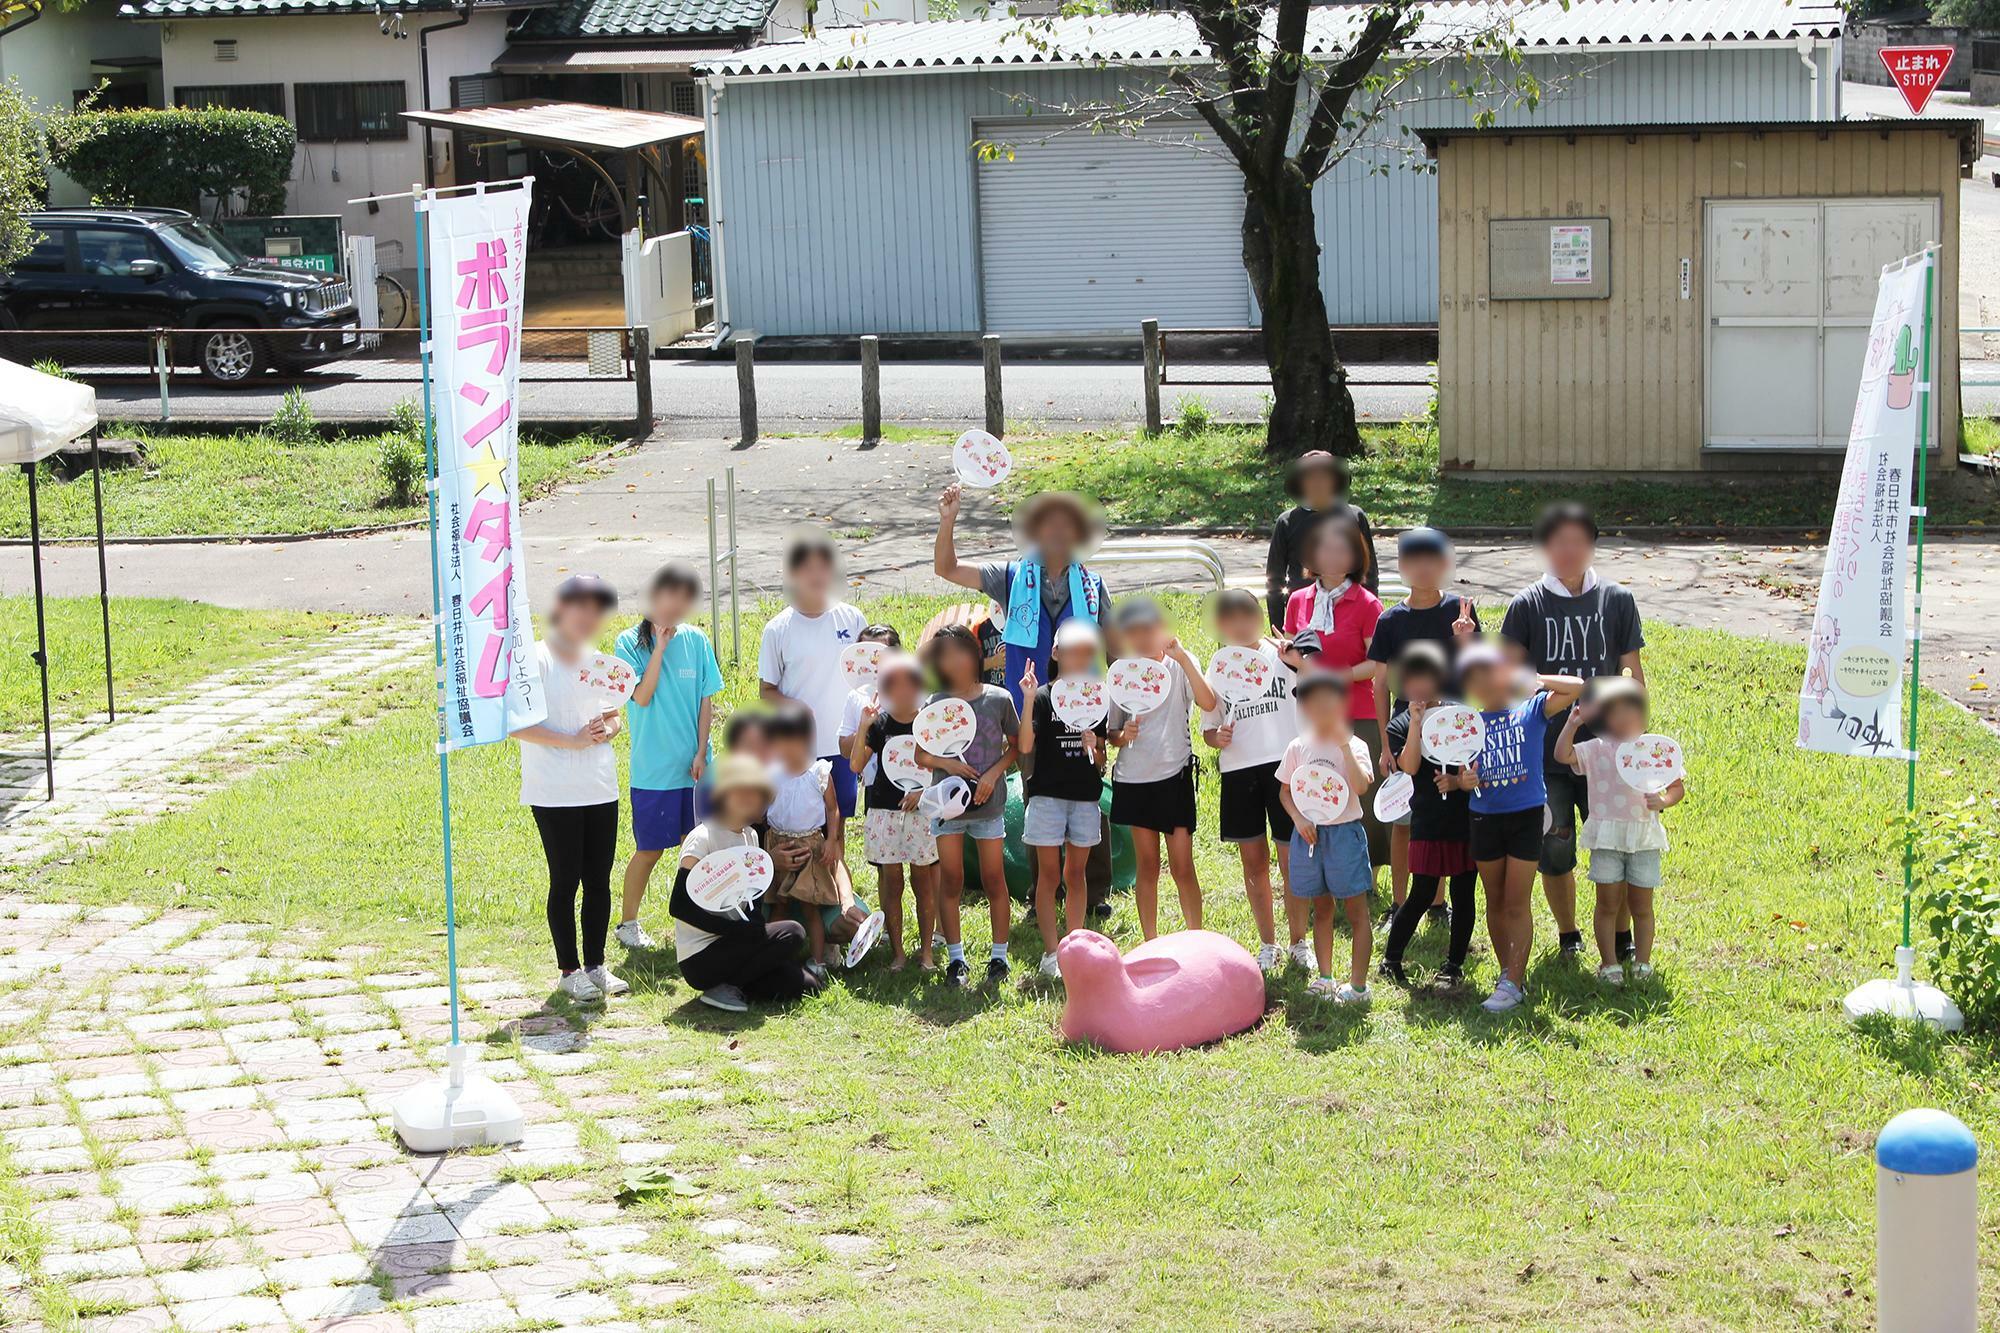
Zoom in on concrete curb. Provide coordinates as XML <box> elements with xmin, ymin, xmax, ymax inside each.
<box><xmin>1131</xmin><ymin>523</ymin><xmax>1994</xmax><ymax>542</ymax></box>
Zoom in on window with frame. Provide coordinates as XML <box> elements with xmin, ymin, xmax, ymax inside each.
<box><xmin>294</xmin><ymin>81</ymin><xmax>408</xmax><ymax>142</ymax></box>
<box><xmin>174</xmin><ymin>83</ymin><xmax>285</xmax><ymax>115</ymax></box>
<box><xmin>13</xmin><ymin>230</ymin><xmax>67</xmax><ymax>274</ymax></box>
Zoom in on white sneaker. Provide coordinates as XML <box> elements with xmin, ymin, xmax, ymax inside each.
<box><xmin>1257</xmin><ymin>943</ymin><xmax>1283</xmax><ymax>973</ymax></box>
<box><xmin>557</xmin><ymin>971</ymin><xmax>602</xmax><ymax>1003</ymax></box>
<box><xmin>1630</xmin><ymin>962</ymin><xmax>1654</xmax><ymax>981</ymax></box>
<box><xmin>1334</xmin><ymin>983</ymin><xmax>1371</xmax><ymax>1005</ymax></box>
<box><xmin>1038</xmin><ymin>952</ymin><xmax>1062</xmax><ymax>980</ymax></box>
<box><xmin>1290</xmin><ymin>940</ymin><xmax>1316</xmax><ymax>970</ymax></box>
<box><xmin>931</xmin><ymin>931</ymin><xmax>948</xmax><ymax>952</ymax></box>
<box><xmin>615</xmin><ymin>920</ymin><xmax>657</xmax><ymax>950</ymax></box>
<box><xmin>1481</xmin><ymin>979</ymin><xmax>1525</xmax><ymax>1013</ymax></box>
<box><xmin>1306</xmin><ymin>976</ymin><xmax>1340</xmax><ymax>999</ymax></box>
<box><xmin>586</xmin><ymin>965</ymin><xmax>629</xmax><ymax>996</ymax></box>
<box><xmin>1595</xmin><ymin>964</ymin><xmax>1625</xmax><ymax>988</ymax></box>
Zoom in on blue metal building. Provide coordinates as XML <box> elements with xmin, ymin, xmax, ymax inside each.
<box><xmin>697</xmin><ymin>2</ymin><xmax>1844</xmax><ymax>338</ymax></box>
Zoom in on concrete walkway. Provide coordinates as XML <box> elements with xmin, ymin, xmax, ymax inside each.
<box><xmin>4</xmin><ymin>432</ymin><xmax>1995</xmax><ymax>730</ymax></box>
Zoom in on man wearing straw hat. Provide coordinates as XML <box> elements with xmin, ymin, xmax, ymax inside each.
<box><xmin>935</xmin><ymin>484</ymin><xmax>1113</xmax><ymax>713</ymax></box>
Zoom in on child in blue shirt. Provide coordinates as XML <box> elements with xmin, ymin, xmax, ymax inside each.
<box><xmin>613</xmin><ymin>561</ymin><xmax>723</xmax><ymax>950</ymax></box>
<box><xmin>1448</xmin><ymin>641</ymin><xmax>1582</xmax><ymax>1014</ymax></box>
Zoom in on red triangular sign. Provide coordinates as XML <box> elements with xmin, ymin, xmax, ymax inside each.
<box><xmin>1879</xmin><ymin>45</ymin><xmax>1955</xmax><ymax>115</ymax></box>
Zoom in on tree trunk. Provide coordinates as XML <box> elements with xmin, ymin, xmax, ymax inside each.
<box><xmin>1242</xmin><ymin>167</ymin><xmax>1361</xmax><ymax>458</ymax></box>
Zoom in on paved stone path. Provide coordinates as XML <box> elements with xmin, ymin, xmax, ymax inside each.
<box><xmin>0</xmin><ymin>896</ymin><xmax>859</xmax><ymax>1332</ymax></box>
<box><xmin>0</xmin><ymin>622</ymin><xmax>429</xmax><ymax>868</ymax></box>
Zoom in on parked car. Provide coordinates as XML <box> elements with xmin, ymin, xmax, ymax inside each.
<box><xmin>0</xmin><ymin>207</ymin><xmax>360</xmax><ymax>385</ymax></box>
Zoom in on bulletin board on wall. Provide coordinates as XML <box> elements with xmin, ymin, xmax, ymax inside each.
<box><xmin>1488</xmin><ymin>217</ymin><xmax>1611</xmax><ymax>299</ymax></box>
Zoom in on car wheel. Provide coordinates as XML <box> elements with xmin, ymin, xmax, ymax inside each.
<box><xmin>198</xmin><ymin>328</ymin><xmax>265</xmax><ymax>385</ymax></box>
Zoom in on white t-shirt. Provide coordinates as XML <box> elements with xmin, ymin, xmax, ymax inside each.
<box><xmin>675</xmin><ymin>822</ymin><xmax>758</xmax><ymax>961</ymax></box>
<box><xmin>758</xmin><ymin>602</ymin><xmax>870</xmax><ymax>757</ymax></box>
<box><xmin>517</xmin><ymin>640</ymin><xmax>619</xmax><ymax>808</ymax></box>
<box><xmin>768</xmin><ymin>758</ymin><xmax>832</xmax><ymax>835</ymax></box>
<box><xmin>1275</xmin><ymin>732</ymin><xmax>1374</xmax><ymax>826</ymax></box>
<box><xmin>1107</xmin><ymin>655</ymin><xmax>1193</xmax><ymax>785</ymax></box>
<box><xmin>1200</xmin><ymin>651</ymin><xmax>1298</xmax><ymax>773</ymax></box>
<box><xmin>838</xmin><ymin>685</ymin><xmax>880</xmax><ymax>785</ymax></box>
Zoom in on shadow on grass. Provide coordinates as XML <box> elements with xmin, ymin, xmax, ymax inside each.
<box><xmin>1852</xmin><ymin>1013</ymin><xmax>2000</xmax><ymax>1087</ymax></box>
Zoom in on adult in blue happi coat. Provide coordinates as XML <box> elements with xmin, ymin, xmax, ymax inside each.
<box><xmin>934</xmin><ymin>484</ymin><xmax>1113</xmax><ymax>710</ymax></box>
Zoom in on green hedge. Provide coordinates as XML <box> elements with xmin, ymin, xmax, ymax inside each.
<box><xmin>48</xmin><ymin>107</ymin><xmax>294</xmax><ymax>216</ymax></box>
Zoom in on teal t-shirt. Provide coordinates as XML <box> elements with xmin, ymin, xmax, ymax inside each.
<box><xmin>613</xmin><ymin>624</ymin><xmax>723</xmax><ymax>792</ymax></box>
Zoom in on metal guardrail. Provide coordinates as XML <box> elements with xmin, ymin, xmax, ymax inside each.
<box><xmin>1092</xmin><ymin>537</ymin><xmax>1229</xmax><ymax>592</ymax></box>
<box><xmin>705</xmin><ymin>465</ymin><xmax>743</xmax><ymax>665</ymax></box>
<box><xmin>1154</xmin><ymin>325</ymin><xmax>1439</xmax><ymax>390</ymax></box>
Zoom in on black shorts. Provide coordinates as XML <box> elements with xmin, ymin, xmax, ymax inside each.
<box><xmin>1111</xmin><ymin>765</ymin><xmax>1197</xmax><ymax>834</ymax></box>
<box><xmin>1218</xmin><ymin>761</ymin><xmax>1289</xmax><ymax>843</ymax></box>
<box><xmin>1470</xmin><ymin>806</ymin><xmax>1544</xmax><ymax>863</ymax></box>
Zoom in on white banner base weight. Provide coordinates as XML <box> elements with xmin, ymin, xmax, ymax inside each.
<box><xmin>1844</xmin><ymin>946</ymin><xmax>1963</xmax><ymax>1031</ymax></box>
<box><xmin>391</xmin><ymin>1043</ymin><xmax>526</xmax><ymax>1152</ymax></box>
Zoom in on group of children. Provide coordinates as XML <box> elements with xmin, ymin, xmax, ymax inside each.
<box><xmin>514</xmin><ymin>473</ymin><xmax>1685</xmax><ymax>1017</ymax></box>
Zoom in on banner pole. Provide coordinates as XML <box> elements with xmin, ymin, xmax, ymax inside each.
<box><xmin>413</xmin><ymin>187</ymin><xmax>463</xmax><ymax>1056</ymax></box>
<box><xmin>1898</xmin><ymin>250</ymin><xmax>1936</xmax><ymax>954</ymax></box>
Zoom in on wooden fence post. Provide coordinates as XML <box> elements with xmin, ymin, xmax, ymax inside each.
<box><xmin>630</xmin><ymin>325</ymin><xmax>653</xmax><ymax>437</ymax></box>
<box><xmin>860</xmin><ymin>335</ymin><xmax>881</xmax><ymax>444</ymax></box>
<box><xmin>1141</xmin><ymin>318</ymin><xmax>1162</xmax><ymax>435</ymax></box>
<box><xmin>735</xmin><ymin>335</ymin><xmax>758</xmax><ymax>445</ymax></box>
<box><xmin>982</xmin><ymin>334</ymin><xmax>1003</xmax><ymax>438</ymax></box>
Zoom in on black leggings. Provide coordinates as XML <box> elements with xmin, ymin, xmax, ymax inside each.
<box><xmin>1384</xmin><ymin>871</ymin><xmax>1478</xmax><ymax>973</ymax></box>
<box><xmin>531</xmin><ymin>802</ymin><xmax>618</xmax><ymax>973</ymax></box>
<box><xmin>679</xmin><ymin>920</ymin><xmax>821</xmax><ymax>1002</ymax></box>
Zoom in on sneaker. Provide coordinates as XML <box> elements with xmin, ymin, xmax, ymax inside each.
<box><xmin>932</xmin><ymin>931</ymin><xmax>949</xmax><ymax>952</ymax></box>
<box><xmin>1630</xmin><ymin>962</ymin><xmax>1654</xmax><ymax>982</ymax></box>
<box><xmin>1306</xmin><ymin>976</ymin><xmax>1340</xmax><ymax>999</ymax></box>
<box><xmin>557</xmin><ymin>970</ymin><xmax>602</xmax><ymax>1003</ymax></box>
<box><xmin>1481</xmin><ymin>979</ymin><xmax>1526</xmax><ymax>1013</ymax></box>
<box><xmin>1616</xmin><ymin>930</ymin><xmax>1636</xmax><ymax>963</ymax></box>
<box><xmin>1427</xmin><ymin>904</ymin><xmax>1451</xmax><ymax>927</ymax></box>
<box><xmin>1290</xmin><ymin>940</ymin><xmax>1316</xmax><ymax>970</ymax></box>
<box><xmin>1038</xmin><ymin>952</ymin><xmax>1062</xmax><ymax>980</ymax></box>
<box><xmin>585</xmin><ymin>965</ymin><xmax>629</xmax><ymax>996</ymax></box>
<box><xmin>945</xmin><ymin>958</ymin><xmax>970</xmax><ymax>988</ymax></box>
<box><xmin>615</xmin><ymin>920</ymin><xmax>657</xmax><ymax>951</ymax></box>
<box><xmin>1256</xmin><ymin>943</ymin><xmax>1283</xmax><ymax>973</ymax></box>
<box><xmin>1377</xmin><ymin>907</ymin><xmax>1399</xmax><ymax>933</ymax></box>
<box><xmin>985</xmin><ymin>957</ymin><xmax>1011</xmax><ymax>985</ymax></box>
<box><xmin>804</xmin><ymin>961</ymin><xmax>829</xmax><ymax>987</ymax></box>
<box><xmin>1090</xmin><ymin>901</ymin><xmax>1114</xmax><ymax>923</ymax></box>
<box><xmin>1379</xmin><ymin>959</ymin><xmax>1410</xmax><ymax>986</ymax></box>
<box><xmin>1558</xmin><ymin>932</ymin><xmax>1584</xmax><ymax>958</ymax></box>
<box><xmin>1431</xmin><ymin>967</ymin><xmax>1466</xmax><ymax>994</ymax></box>
<box><xmin>698</xmin><ymin>984</ymin><xmax>749</xmax><ymax>1013</ymax></box>
<box><xmin>1595</xmin><ymin>964</ymin><xmax>1625</xmax><ymax>987</ymax></box>
<box><xmin>1335</xmin><ymin>982</ymin><xmax>1371</xmax><ymax>1005</ymax></box>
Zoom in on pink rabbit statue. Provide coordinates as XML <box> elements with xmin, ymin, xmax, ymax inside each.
<box><xmin>1057</xmin><ymin>929</ymin><xmax>1267</xmax><ymax>1054</ymax></box>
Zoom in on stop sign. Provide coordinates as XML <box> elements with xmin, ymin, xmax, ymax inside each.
<box><xmin>1879</xmin><ymin>45</ymin><xmax>1955</xmax><ymax>115</ymax></box>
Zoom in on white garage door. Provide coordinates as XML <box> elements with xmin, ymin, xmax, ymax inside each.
<box><xmin>1707</xmin><ymin>198</ymin><xmax>1938</xmax><ymax>448</ymax></box>
<box><xmin>975</xmin><ymin>119</ymin><xmax>1248</xmax><ymax>334</ymax></box>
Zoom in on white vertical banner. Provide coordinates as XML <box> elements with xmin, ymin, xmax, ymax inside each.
<box><xmin>1797</xmin><ymin>250</ymin><xmax>1932</xmax><ymax>759</ymax></box>
<box><xmin>425</xmin><ymin>181</ymin><xmax>545</xmax><ymax>749</ymax></box>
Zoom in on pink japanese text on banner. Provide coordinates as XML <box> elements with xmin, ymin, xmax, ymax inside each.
<box><xmin>426</xmin><ymin>183</ymin><xmax>545</xmax><ymax>748</ymax></box>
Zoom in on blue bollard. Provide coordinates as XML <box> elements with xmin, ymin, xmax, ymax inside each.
<box><xmin>1876</xmin><ymin>1108</ymin><xmax>1978</xmax><ymax>1331</ymax></box>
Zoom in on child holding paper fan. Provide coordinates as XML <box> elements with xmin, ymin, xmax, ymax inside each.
<box><xmin>1380</xmin><ymin>642</ymin><xmax>1477</xmax><ymax>990</ymax></box>
<box><xmin>1275</xmin><ymin>671</ymin><xmax>1375</xmax><ymax>1003</ymax></box>
<box><xmin>837</xmin><ymin>623</ymin><xmax>904</xmax><ymax>789</ymax></box>
<box><xmin>1106</xmin><ymin>598</ymin><xmax>1219</xmax><ymax>940</ymax></box>
<box><xmin>763</xmin><ymin>705</ymin><xmax>874</xmax><ymax>975</ymax></box>
<box><xmin>1017</xmin><ymin>619</ymin><xmax>1109</xmax><ymax>980</ymax></box>
<box><xmin>672</xmin><ymin>755</ymin><xmax>823</xmax><ymax>1012</ymax></box>
<box><xmin>1555</xmin><ymin>678</ymin><xmax>1683</xmax><ymax>984</ymax></box>
<box><xmin>614</xmin><ymin>562</ymin><xmax>722</xmax><ymax>953</ymax></box>
<box><xmin>1200</xmin><ymin>588</ymin><xmax>1304</xmax><ymax>973</ymax></box>
<box><xmin>848</xmin><ymin>652</ymin><xmax>938</xmax><ymax>971</ymax></box>
<box><xmin>514</xmin><ymin>575</ymin><xmax>625</xmax><ymax>1004</ymax></box>
<box><xmin>919</xmin><ymin>623</ymin><xmax>1020</xmax><ymax>987</ymax></box>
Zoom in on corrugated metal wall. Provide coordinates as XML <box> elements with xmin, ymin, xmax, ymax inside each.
<box><xmin>712</xmin><ymin>46</ymin><xmax>1824</xmax><ymax>335</ymax></box>
<box><xmin>1433</xmin><ymin>126</ymin><xmax>1962</xmax><ymax>473</ymax></box>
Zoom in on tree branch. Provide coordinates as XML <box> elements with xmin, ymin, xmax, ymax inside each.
<box><xmin>1297</xmin><ymin>2</ymin><xmax>1413</xmax><ymax>181</ymax></box>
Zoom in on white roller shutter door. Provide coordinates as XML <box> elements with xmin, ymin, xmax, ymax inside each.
<box><xmin>975</xmin><ymin>118</ymin><xmax>1248</xmax><ymax>334</ymax></box>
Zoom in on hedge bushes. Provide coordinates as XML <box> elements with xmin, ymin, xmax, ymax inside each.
<box><xmin>49</xmin><ymin>107</ymin><xmax>294</xmax><ymax>216</ymax></box>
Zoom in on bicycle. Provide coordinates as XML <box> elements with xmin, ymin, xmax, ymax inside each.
<box><xmin>372</xmin><ymin>238</ymin><xmax>410</xmax><ymax>329</ymax></box>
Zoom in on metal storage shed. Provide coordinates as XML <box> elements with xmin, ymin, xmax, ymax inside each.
<box><xmin>694</xmin><ymin>0</ymin><xmax>1843</xmax><ymax>339</ymax></box>
<box><xmin>1420</xmin><ymin>118</ymin><xmax>1975</xmax><ymax>475</ymax></box>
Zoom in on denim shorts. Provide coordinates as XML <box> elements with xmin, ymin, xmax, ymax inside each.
<box><xmin>1023</xmin><ymin>795</ymin><xmax>1103</xmax><ymax>848</ymax></box>
<box><xmin>1587</xmin><ymin>846</ymin><xmax>1663</xmax><ymax>889</ymax></box>
<box><xmin>933</xmin><ymin>812</ymin><xmax>1005</xmax><ymax>841</ymax></box>
<box><xmin>1286</xmin><ymin>821</ymin><xmax>1373</xmax><ymax>900</ymax></box>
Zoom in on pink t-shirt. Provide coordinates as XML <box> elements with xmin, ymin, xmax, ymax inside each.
<box><xmin>1572</xmin><ymin>737</ymin><xmax>1668</xmax><ymax>852</ymax></box>
<box><xmin>1275</xmin><ymin>732</ymin><xmax>1373</xmax><ymax>825</ymax></box>
<box><xmin>1282</xmin><ymin>582</ymin><xmax>1384</xmax><ymax>720</ymax></box>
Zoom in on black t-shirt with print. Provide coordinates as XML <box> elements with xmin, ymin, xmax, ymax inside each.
<box><xmin>1500</xmin><ymin>580</ymin><xmax>1645</xmax><ymax>765</ymax></box>
<box><xmin>1025</xmin><ymin>684</ymin><xmax>1106</xmax><ymax>803</ymax></box>
<box><xmin>1385</xmin><ymin>708</ymin><xmax>1471</xmax><ymax>844</ymax></box>
<box><xmin>862</xmin><ymin>712</ymin><xmax>917</xmax><ymax>812</ymax></box>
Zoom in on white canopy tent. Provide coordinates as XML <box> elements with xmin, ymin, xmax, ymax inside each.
<box><xmin>1</xmin><ymin>358</ymin><xmax>114</xmax><ymax>801</ymax></box>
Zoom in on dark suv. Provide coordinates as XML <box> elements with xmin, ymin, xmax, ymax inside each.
<box><xmin>0</xmin><ymin>207</ymin><xmax>360</xmax><ymax>384</ymax></box>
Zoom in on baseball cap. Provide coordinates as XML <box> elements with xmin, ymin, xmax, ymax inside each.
<box><xmin>1288</xmin><ymin>628</ymin><xmax>1324</xmax><ymax>659</ymax></box>
<box><xmin>553</xmin><ymin>573</ymin><xmax>617</xmax><ymax>609</ymax></box>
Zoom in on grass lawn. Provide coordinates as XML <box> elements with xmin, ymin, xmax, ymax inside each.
<box><xmin>1006</xmin><ymin>423</ymin><xmax>2000</xmax><ymax>531</ymax></box>
<box><xmin>0</xmin><ymin>428</ymin><xmax>614</xmax><ymax>540</ymax></box>
<box><xmin>0</xmin><ymin>595</ymin><xmax>332</xmax><ymax>733</ymax></box>
<box><xmin>20</xmin><ymin>593</ymin><xmax>2000</xmax><ymax>1327</ymax></box>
